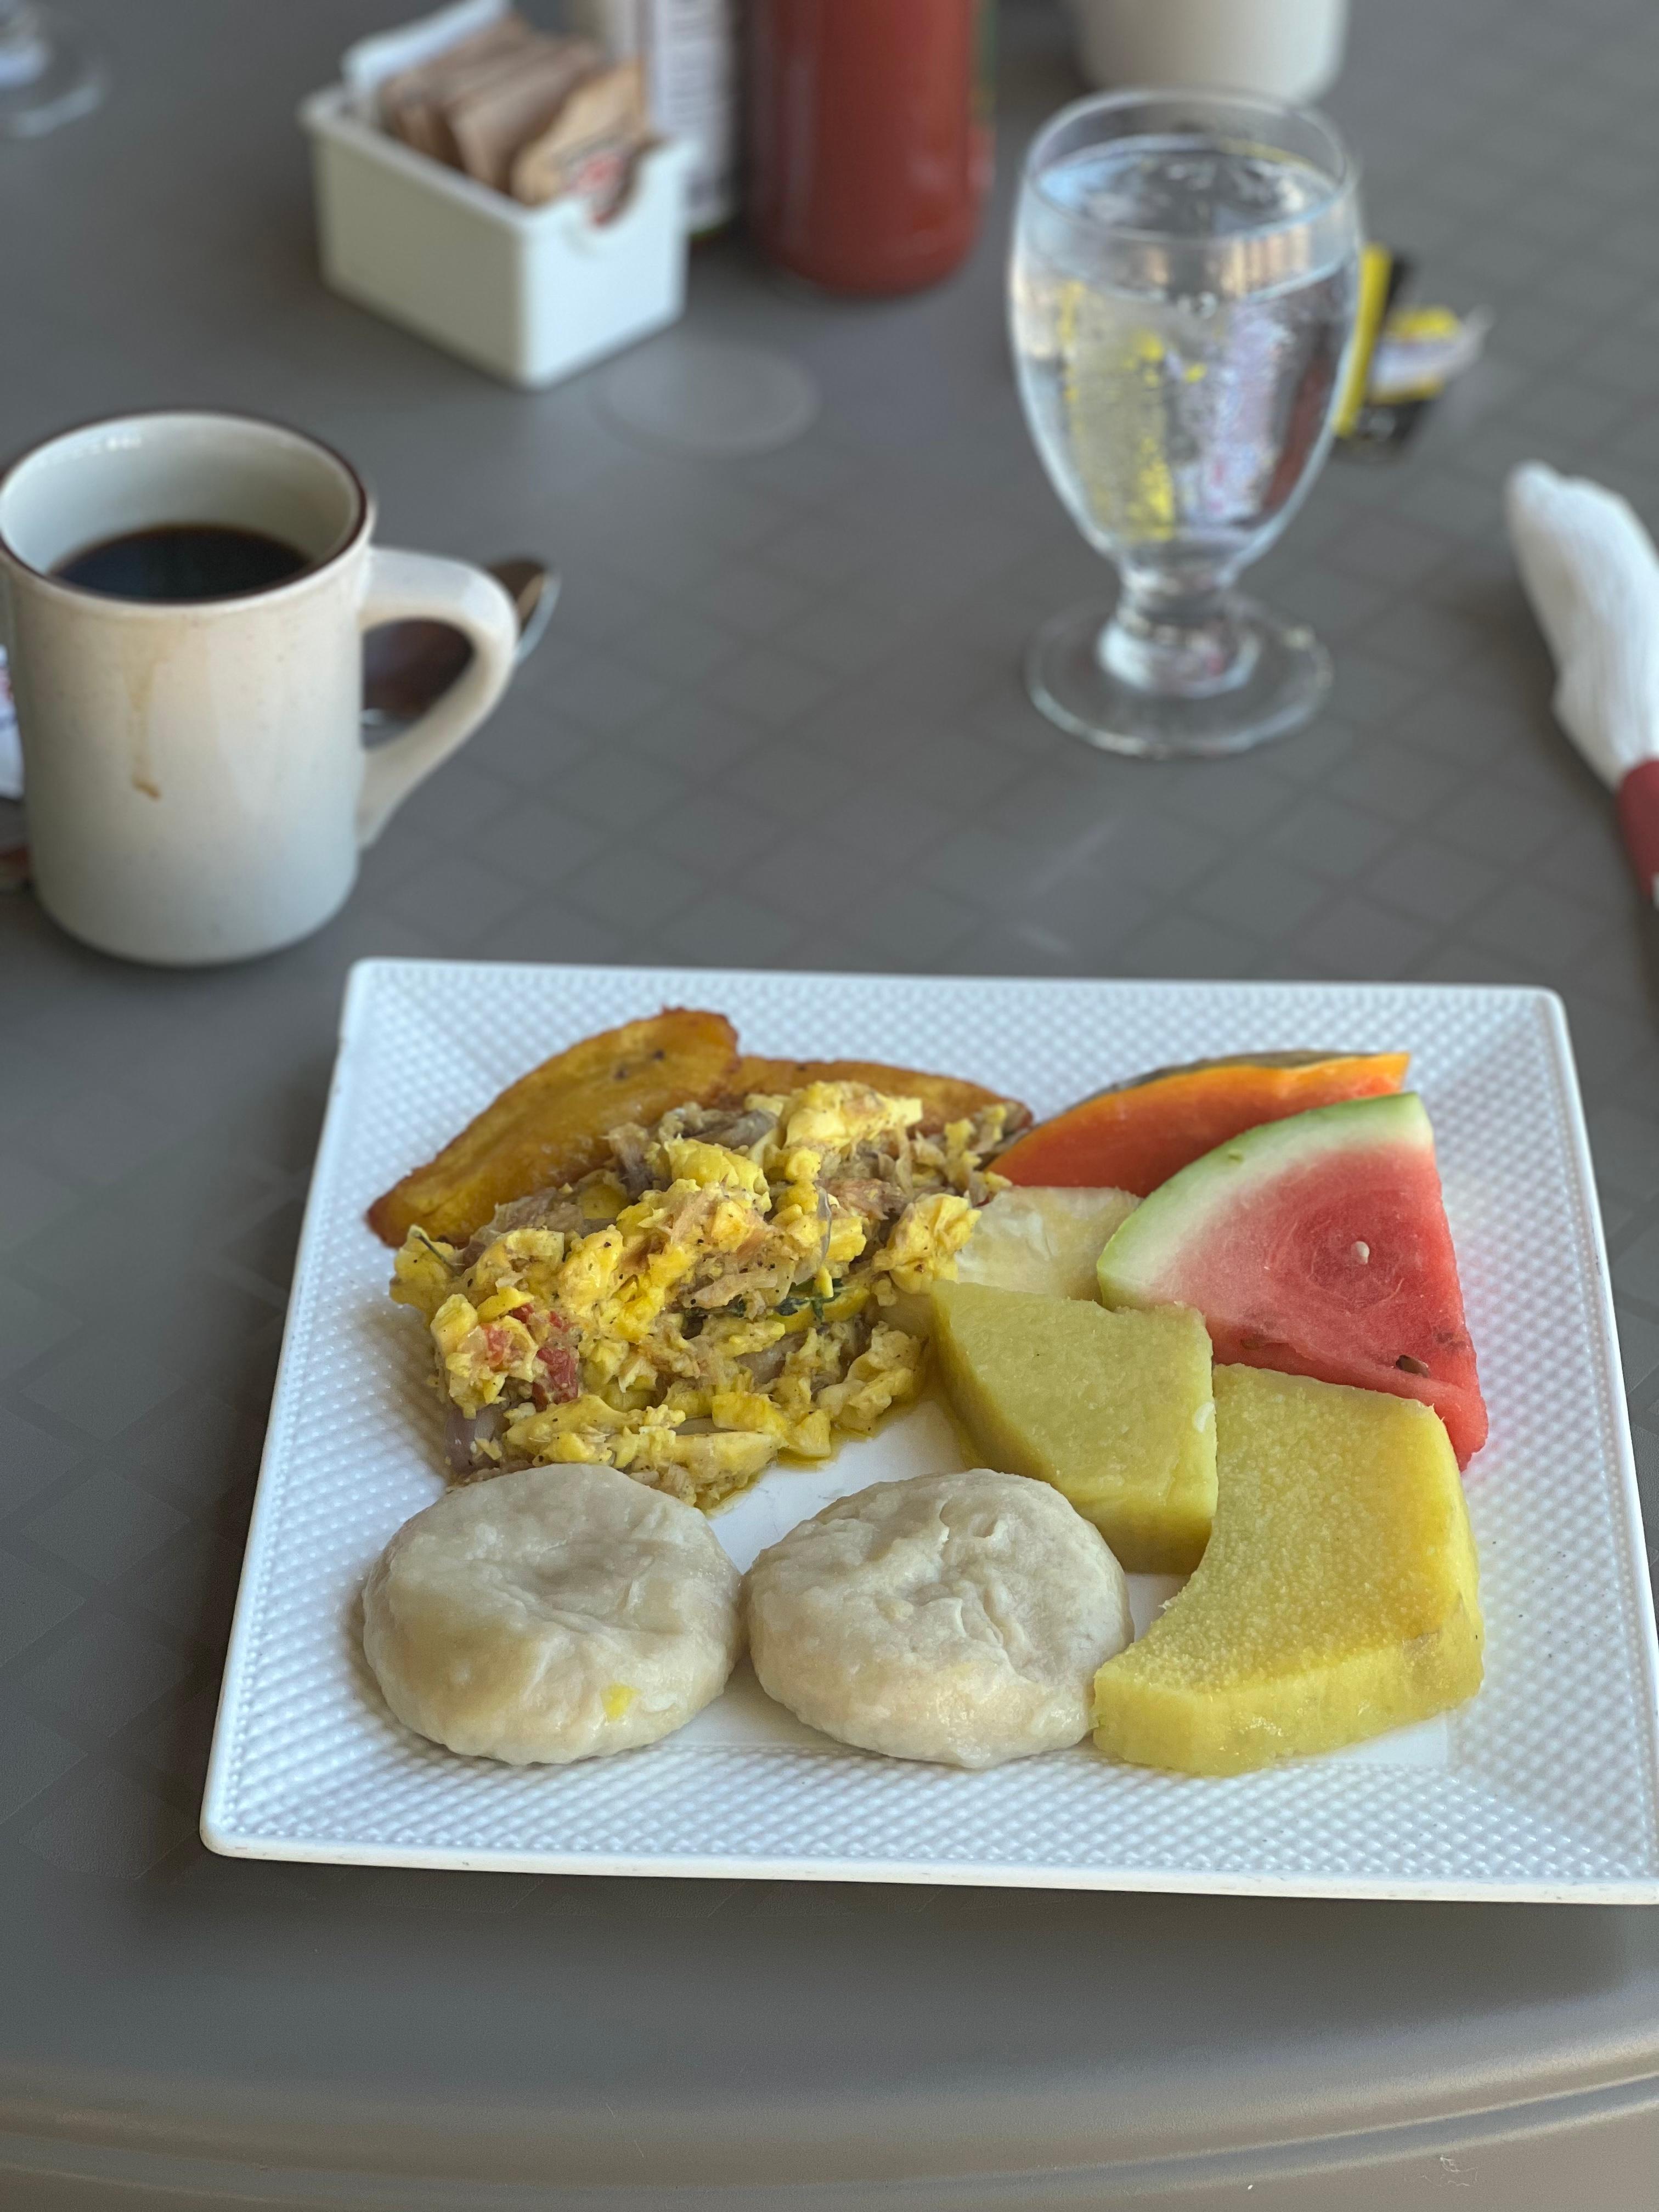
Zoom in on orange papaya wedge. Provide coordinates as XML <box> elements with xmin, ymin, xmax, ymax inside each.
<box><xmin>997</xmin><ymin>1051</ymin><xmax>1410</xmax><ymax>1197</ymax></box>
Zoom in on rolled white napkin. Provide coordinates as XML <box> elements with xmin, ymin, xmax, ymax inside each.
<box><xmin>1507</xmin><ymin>460</ymin><xmax>1659</xmax><ymax>901</ymax></box>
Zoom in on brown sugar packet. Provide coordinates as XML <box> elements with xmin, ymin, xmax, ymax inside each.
<box><xmin>509</xmin><ymin>59</ymin><xmax>651</xmax><ymax>216</ymax></box>
<box><xmin>380</xmin><ymin>18</ymin><xmax>527</xmax><ymax>138</ymax></box>
<box><xmin>445</xmin><ymin>37</ymin><xmax>605</xmax><ymax>194</ymax></box>
<box><xmin>380</xmin><ymin>14</ymin><xmax>541</xmax><ymax>166</ymax></box>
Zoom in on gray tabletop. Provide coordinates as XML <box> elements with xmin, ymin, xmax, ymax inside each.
<box><xmin>3</xmin><ymin>1</ymin><xmax>1659</xmax><ymax>2205</ymax></box>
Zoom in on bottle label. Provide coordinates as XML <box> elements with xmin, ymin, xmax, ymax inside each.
<box><xmin>642</xmin><ymin>0</ymin><xmax>737</xmax><ymax>230</ymax></box>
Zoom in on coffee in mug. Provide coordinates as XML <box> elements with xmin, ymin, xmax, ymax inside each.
<box><xmin>0</xmin><ymin>409</ymin><xmax>520</xmax><ymax>965</ymax></box>
<box><xmin>53</xmin><ymin>522</ymin><xmax>313</xmax><ymax>601</ymax></box>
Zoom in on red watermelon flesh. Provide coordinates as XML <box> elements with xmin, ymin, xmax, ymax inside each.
<box><xmin>1096</xmin><ymin>1093</ymin><xmax>1487</xmax><ymax>1466</ymax></box>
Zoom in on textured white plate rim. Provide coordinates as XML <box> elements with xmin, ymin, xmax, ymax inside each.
<box><xmin>201</xmin><ymin>962</ymin><xmax>1659</xmax><ymax>1903</ymax></box>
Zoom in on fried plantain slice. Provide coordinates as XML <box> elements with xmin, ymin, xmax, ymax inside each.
<box><xmin>368</xmin><ymin>1009</ymin><xmax>738</xmax><ymax>1248</ymax></box>
<box><xmin>721</xmin><ymin>1057</ymin><xmax>1029</xmax><ymax>1137</ymax></box>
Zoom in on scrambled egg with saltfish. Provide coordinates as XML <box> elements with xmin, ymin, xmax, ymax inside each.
<box><xmin>391</xmin><ymin>1082</ymin><xmax>1013</xmax><ymax>1509</ymax></box>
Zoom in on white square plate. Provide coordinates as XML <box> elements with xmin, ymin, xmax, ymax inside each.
<box><xmin>202</xmin><ymin>963</ymin><xmax>1659</xmax><ymax>1901</ymax></box>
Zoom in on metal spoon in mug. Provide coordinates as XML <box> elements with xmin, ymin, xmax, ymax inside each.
<box><xmin>362</xmin><ymin>557</ymin><xmax>557</xmax><ymax>725</ymax></box>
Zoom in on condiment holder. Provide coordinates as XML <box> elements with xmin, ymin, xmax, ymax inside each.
<box><xmin>298</xmin><ymin>20</ymin><xmax>692</xmax><ymax>391</ymax></box>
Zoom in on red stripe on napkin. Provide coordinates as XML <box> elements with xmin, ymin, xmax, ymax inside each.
<box><xmin>1617</xmin><ymin>760</ymin><xmax>1659</xmax><ymax>904</ymax></box>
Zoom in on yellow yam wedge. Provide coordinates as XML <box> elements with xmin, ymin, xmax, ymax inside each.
<box><xmin>1092</xmin><ymin>1366</ymin><xmax>1483</xmax><ymax>1775</ymax></box>
<box><xmin>368</xmin><ymin>1009</ymin><xmax>738</xmax><ymax>1249</ymax></box>
<box><xmin>930</xmin><ymin>1280</ymin><xmax>1216</xmax><ymax>1574</ymax></box>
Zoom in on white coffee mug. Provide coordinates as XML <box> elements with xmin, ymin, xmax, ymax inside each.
<box><xmin>1068</xmin><ymin>0</ymin><xmax>1348</xmax><ymax>105</ymax></box>
<box><xmin>0</xmin><ymin>409</ymin><xmax>520</xmax><ymax>965</ymax></box>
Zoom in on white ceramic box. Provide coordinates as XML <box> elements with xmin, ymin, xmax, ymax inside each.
<box><xmin>298</xmin><ymin>86</ymin><xmax>693</xmax><ymax>391</ymax></box>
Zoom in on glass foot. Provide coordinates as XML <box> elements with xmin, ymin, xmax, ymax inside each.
<box><xmin>1026</xmin><ymin>595</ymin><xmax>1330</xmax><ymax>760</ymax></box>
<box><xmin>0</xmin><ymin>9</ymin><xmax>104</xmax><ymax>139</ymax></box>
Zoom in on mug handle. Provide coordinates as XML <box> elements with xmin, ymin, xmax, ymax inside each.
<box><xmin>356</xmin><ymin>549</ymin><xmax>520</xmax><ymax>848</ymax></box>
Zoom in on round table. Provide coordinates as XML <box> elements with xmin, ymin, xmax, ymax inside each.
<box><xmin>1</xmin><ymin>2</ymin><xmax>1656</xmax><ymax>2202</ymax></box>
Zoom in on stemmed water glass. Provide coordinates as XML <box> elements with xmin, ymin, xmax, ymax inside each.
<box><xmin>0</xmin><ymin>0</ymin><xmax>103</xmax><ymax>138</ymax></box>
<box><xmin>1011</xmin><ymin>89</ymin><xmax>1362</xmax><ymax>758</ymax></box>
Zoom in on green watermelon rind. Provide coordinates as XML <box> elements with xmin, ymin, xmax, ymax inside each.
<box><xmin>1096</xmin><ymin>1092</ymin><xmax>1435</xmax><ymax>1309</ymax></box>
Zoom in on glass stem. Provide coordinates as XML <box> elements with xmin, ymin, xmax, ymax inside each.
<box><xmin>1098</xmin><ymin>567</ymin><xmax>1259</xmax><ymax>701</ymax></box>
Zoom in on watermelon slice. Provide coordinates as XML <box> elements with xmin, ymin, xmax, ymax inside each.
<box><xmin>1096</xmin><ymin>1094</ymin><xmax>1487</xmax><ymax>1467</ymax></box>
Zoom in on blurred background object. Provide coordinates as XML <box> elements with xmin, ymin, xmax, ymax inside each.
<box><xmin>0</xmin><ymin>0</ymin><xmax>102</xmax><ymax>136</ymax></box>
<box><xmin>1068</xmin><ymin>0</ymin><xmax>1348</xmax><ymax>104</ymax></box>
<box><xmin>0</xmin><ymin>647</ymin><xmax>19</xmax><ymax>802</ymax></box>
<box><xmin>1333</xmin><ymin>244</ymin><xmax>1492</xmax><ymax>457</ymax></box>
<box><xmin>747</xmin><ymin>0</ymin><xmax>994</xmax><ymax>296</ymax></box>
<box><xmin>570</xmin><ymin>0</ymin><xmax>738</xmax><ymax>233</ymax></box>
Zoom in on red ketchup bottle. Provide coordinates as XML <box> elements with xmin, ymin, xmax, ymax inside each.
<box><xmin>747</xmin><ymin>0</ymin><xmax>994</xmax><ymax>296</ymax></box>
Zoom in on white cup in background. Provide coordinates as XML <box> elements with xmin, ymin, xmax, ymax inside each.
<box><xmin>0</xmin><ymin>410</ymin><xmax>519</xmax><ymax>966</ymax></box>
<box><xmin>1068</xmin><ymin>0</ymin><xmax>1349</xmax><ymax>105</ymax></box>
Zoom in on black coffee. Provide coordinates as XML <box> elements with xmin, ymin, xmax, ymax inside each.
<box><xmin>53</xmin><ymin>522</ymin><xmax>311</xmax><ymax>602</ymax></box>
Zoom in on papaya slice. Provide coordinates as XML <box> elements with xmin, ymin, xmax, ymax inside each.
<box><xmin>996</xmin><ymin>1051</ymin><xmax>1409</xmax><ymax>1196</ymax></box>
